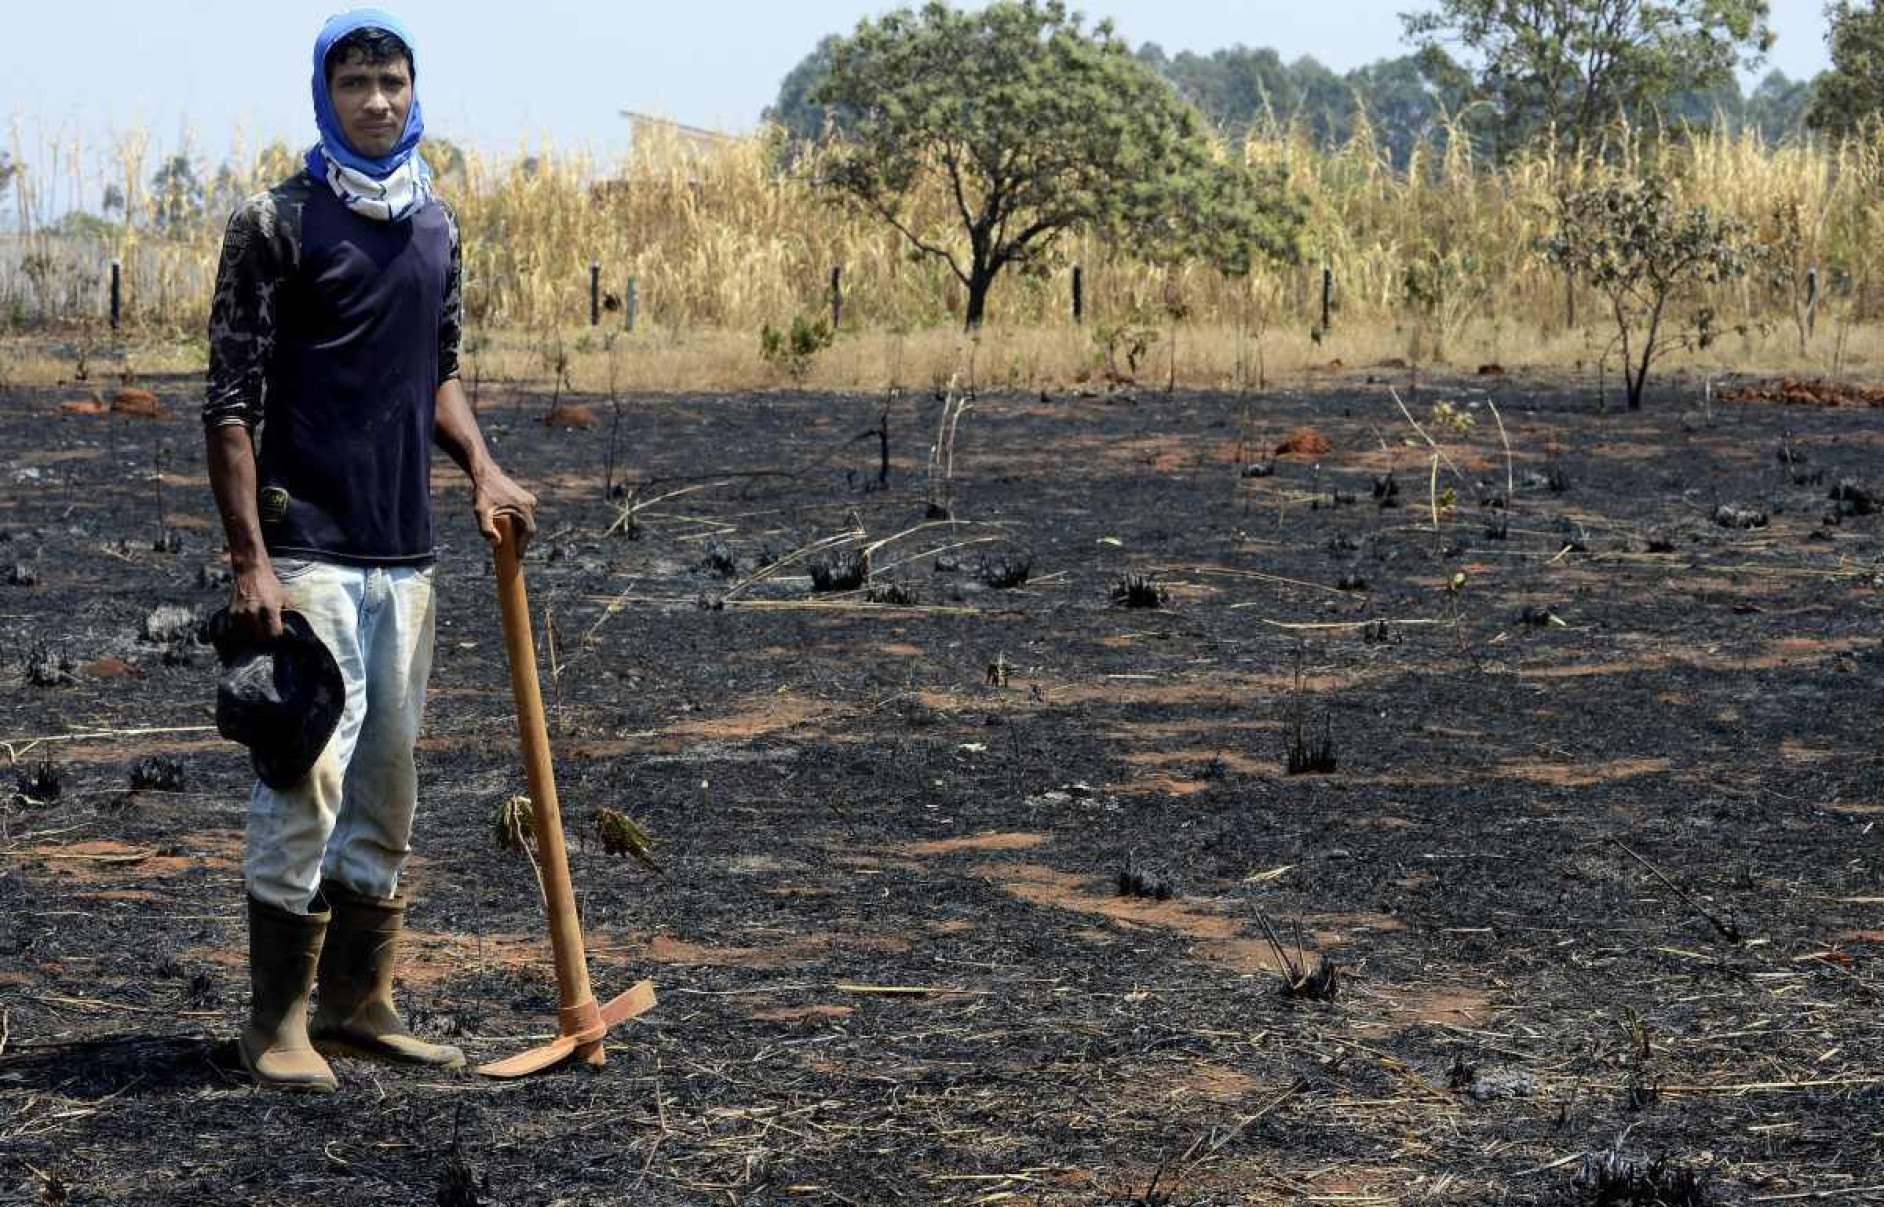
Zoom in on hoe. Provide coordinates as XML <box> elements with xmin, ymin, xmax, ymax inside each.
<box><xmin>477</xmin><ymin>514</ymin><xmax>656</xmax><ymax>1077</ymax></box>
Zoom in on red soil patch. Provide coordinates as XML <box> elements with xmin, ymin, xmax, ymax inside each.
<box><xmin>111</xmin><ymin>388</ymin><xmax>169</xmax><ymax>418</ymax></box>
<box><xmin>1275</xmin><ymin>426</ymin><xmax>1333</xmax><ymax>457</ymax></box>
<box><xmin>1374</xmin><ymin>984</ymin><xmax>1494</xmax><ymax>1026</ymax></box>
<box><xmin>1497</xmin><ymin>757</ymin><xmax>1673</xmax><ymax>787</ymax></box>
<box><xmin>541</xmin><ymin>402</ymin><xmax>596</xmax><ymax>429</ymax></box>
<box><xmin>641</xmin><ymin>933</ymin><xmax>820</xmax><ymax>968</ymax></box>
<box><xmin>80</xmin><ymin>657</ymin><xmax>143</xmax><ymax>679</ymax></box>
<box><xmin>902</xmin><ymin>831</ymin><xmax>1048</xmax><ymax>857</ymax></box>
<box><xmin>748</xmin><ymin>1003</ymin><xmax>854</xmax><ymax>1024</ymax></box>
<box><xmin>1163</xmin><ymin>1061</ymin><xmax>1263</xmax><ymax>1102</ymax></box>
<box><xmin>58</xmin><ymin>399</ymin><xmax>109</xmax><ymax>416</ymax></box>
<box><xmin>1718</xmin><ymin>377</ymin><xmax>1884</xmax><ymax>407</ymax></box>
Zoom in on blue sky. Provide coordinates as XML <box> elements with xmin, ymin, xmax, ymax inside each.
<box><xmin>3</xmin><ymin>0</ymin><xmax>1838</xmax><ymax>175</ymax></box>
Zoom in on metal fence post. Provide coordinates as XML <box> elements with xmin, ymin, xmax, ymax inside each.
<box><xmin>831</xmin><ymin>265</ymin><xmax>843</xmax><ymax>329</ymax></box>
<box><xmin>625</xmin><ymin>278</ymin><xmax>638</xmax><ymax>332</ymax></box>
<box><xmin>589</xmin><ymin>261</ymin><xmax>601</xmax><ymax>327</ymax></box>
<box><xmin>1072</xmin><ymin>264</ymin><xmax>1083</xmax><ymax>324</ymax></box>
<box><xmin>110</xmin><ymin>260</ymin><xmax>122</xmax><ymax>331</ymax></box>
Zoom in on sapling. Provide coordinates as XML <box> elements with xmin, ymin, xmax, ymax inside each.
<box><xmin>1548</xmin><ymin>175</ymin><xmax>1750</xmax><ymax>411</ymax></box>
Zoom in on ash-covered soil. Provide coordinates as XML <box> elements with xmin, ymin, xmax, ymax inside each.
<box><xmin>0</xmin><ymin>370</ymin><xmax>1880</xmax><ymax>1206</ymax></box>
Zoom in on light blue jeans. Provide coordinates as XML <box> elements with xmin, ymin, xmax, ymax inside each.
<box><xmin>245</xmin><ymin>558</ymin><xmax>436</xmax><ymax>915</ymax></box>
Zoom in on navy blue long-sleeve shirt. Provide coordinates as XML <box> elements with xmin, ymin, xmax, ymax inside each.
<box><xmin>204</xmin><ymin>169</ymin><xmax>462</xmax><ymax>566</ymax></box>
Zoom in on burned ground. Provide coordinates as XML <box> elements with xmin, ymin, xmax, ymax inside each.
<box><xmin>0</xmin><ymin>372</ymin><xmax>1880</xmax><ymax>1205</ymax></box>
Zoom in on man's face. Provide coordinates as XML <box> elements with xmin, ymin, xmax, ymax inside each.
<box><xmin>328</xmin><ymin>52</ymin><xmax>412</xmax><ymax>158</ymax></box>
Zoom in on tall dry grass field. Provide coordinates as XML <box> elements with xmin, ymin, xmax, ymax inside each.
<box><xmin>6</xmin><ymin>116</ymin><xmax>1884</xmax><ymax>390</ymax></box>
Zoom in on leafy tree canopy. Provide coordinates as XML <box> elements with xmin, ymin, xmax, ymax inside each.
<box><xmin>774</xmin><ymin>27</ymin><xmax>1809</xmax><ymax>171</ymax></box>
<box><xmin>809</xmin><ymin>0</ymin><xmax>1300</xmax><ymax>328</ymax></box>
<box><xmin>1547</xmin><ymin>174</ymin><xmax>1750</xmax><ymax>408</ymax></box>
<box><xmin>1808</xmin><ymin>1</ymin><xmax>1884</xmax><ymax>138</ymax></box>
<box><xmin>1401</xmin><ymin>0</ymin><xmax>1774</xmax><ymax>156</ymax></box>
<box><xmin>764</xmin><ymin>35</ymin><xmax>859</xmax><ymax>142</ymax></box>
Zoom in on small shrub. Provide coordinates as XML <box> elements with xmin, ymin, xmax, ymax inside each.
<box><xmin>1830</xmin><ymin>479</ymin><xmax>1876</xmax><ymax>516</ymax></box>
<box><xmin>809</xmin><ymin>549</ymin><xmax>869</xmax><ymax>591</ymax></box>
<box><xmin>1091</xmin><ymin>319</ymin><xmax>1159</xmax><ymax>382</ymax></box>
<box><xmin>130</xmin><ymin>756</ymin><xmax>185</xmax><ymax>792</ymax></box>
<box><xmin>141</xmin><ymin>604</ymin><xmax>199</xmax><ymax>644</ymax></box>
<box><xmin>1285</xmin><ymin>719</ymin><xmax>1337</xmax><ymax>775</ymax></box>
<box><xmin>699</xmin><ymin>537</ymin><xmax>738</xmax><ymax>577</ymax></box>
<box><xmin>4</xmin><ymin>563</ymin><xmax>36</xmax><ymax>587</ymax></box>
<box><xmin>759</xmin><ymin>314</ymin><xmax>834</xmax><ymax>380</ymax></box>
<box><xmin>977</xmin><ymin>553</ymin><xmax>1032</xmax><ymax>590</ymax></box>
<box><xmin>493</xmin><ymin>794</ymin><xmax>535</xmax><ymax>851</ymax></box>
<box><xmin>595</xmin><ymin>807</ymin><xmax>662</xmax><ymax>871</ymax></box>
<box><xmin>15</xmin><ymin>760</ymin><xmax>61</xmax><ymax>804</ymax></box>
<box><xmin>1568</xmin><ymin>1152</ymin><xmax>1714</xmax><ymax>1207</ymax></box>
<box><xmin>1372</xmin><ymin>472</ymin><xmax>1400</xmax><ymax>507</ymax></box>
<box><xmin>865</xmin><ymin>580</ymin><xmax>920</xmax><ymax>606</ymax></box>
<box><xmin>1110</xmin><ymin>573</ymin><xmax>1167</xmax><ymax>609</ymax></box>
<box><xmin>1429</xmin><ymin>399</ymin><xmax>1476</xmax><ymax>433</ymax></box>
<box><xmin>1548</xmin><ymin>174</ymin><xmax>1750</xmax><ymax>411</ymax></box>
<box><xmin>25</xmin><ymin>644</ymin><xmax>74</xmax><ymax>687</ymax></box>
<box><xmin>1283</xmin><ymin>957</ymin><xmax>1340</xmax><ymax>1001</ymax></box>
<box><xmin>1336</xmin><ymin>573</ymin><xmax>1368</xmax><ymax>592</ymax></box>
<box><xmin>1116</xmin><ymin>863</ymin><xmax>1175</xmax><ymax>901</ymax></box>
<box><xmin>1713</xmin><ymin>503</ymin><xmax>1768</xmax><ymax>529</ymax></box>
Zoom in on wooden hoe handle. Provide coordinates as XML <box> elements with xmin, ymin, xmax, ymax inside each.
<box><xmin>486</xmin><ymin>513</ymin><xmax>618</xmax><ymax>1071</ymax></box>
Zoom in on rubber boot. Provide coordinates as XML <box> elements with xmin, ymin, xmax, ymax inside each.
<box><xmin>239</xmin><ymin>894</ymin><xmax>339</xmax><ymax>1092</ymax></box>
<box><xmin>311</xmin><ymin>881</ymin><xmax>466</xmax><ymax>1070</ymax></box>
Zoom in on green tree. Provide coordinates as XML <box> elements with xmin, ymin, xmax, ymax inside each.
<box><xmin>810</xmin><ymin>0</ymin><xmax>1299</xmax><ymax>329</ymax></box>
<box><xmin>765</xmin><ymin>35</ymin><xmax>859</xmax><ymax>142</ymax></box>
<box><xmin>1547</xmin><ymin>175</ymin><xmax>1749</xmax><ymax>409</ymax></box>
<box><xmin>1808</xmin><ymin>2</ymin><xmax>1884</xmax><ymax>138</ymax></box>
<box><xmin>1401</xmin><ymin>0</ymin><xmax>1774</xmax><ymax>156</ymax></box>
<box><xmin>150</xmin><ymin>153</ymin><xmax>205</xmax><ymax>233</ymax></box>
<box><xmin>1744</xmin><ymin>70</ymin><xmax>1813</xmax><ymax>142</ymax></box>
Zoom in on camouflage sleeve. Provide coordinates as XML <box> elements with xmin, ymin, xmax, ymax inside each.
<box><xmin>437</xmin><ymin>199</ymin><xmax>463</xmax><ymax>384</ymax></box>
<box><xmin>202</xmin><ymin>194</ymin><xmax>285</xmax><ymax>430</ymax></box>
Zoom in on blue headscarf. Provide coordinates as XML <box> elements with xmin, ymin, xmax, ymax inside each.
<box><xmin>305</xmin><ymin>8</ymin><xmax>427</xmax><ymax>181</ymax></box>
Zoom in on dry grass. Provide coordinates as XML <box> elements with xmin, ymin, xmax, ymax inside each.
<box><xmin>9</xmin><ymin>316</ymin><xmax>1884</xmax><ymax>398</ymax></box>
<box><xmin>7</xmin><ymin>117</ymin><xmax>1884</xmax><ymax>391</ymax></box>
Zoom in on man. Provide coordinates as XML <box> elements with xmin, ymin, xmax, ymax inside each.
<box><xmin>204</xmin><ymin>8</ymin><xmax>536</xmax><ymax>1092</ymax></box>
